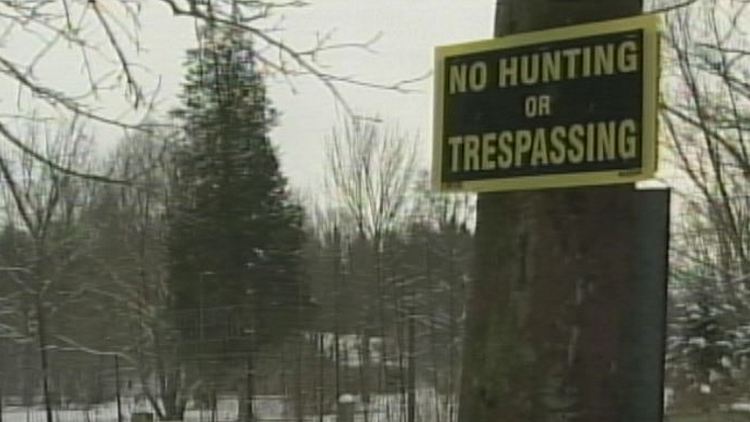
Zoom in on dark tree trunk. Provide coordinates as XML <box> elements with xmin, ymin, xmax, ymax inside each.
<box><xmin>37</xmin><ymin>295</ymin><xmax>54</xmax><ymax>422</ymax></box>
<box><xmin>115</xmin><ymin>355</ymin><xmax>123</xmax><ymax>422</ymax></box>
<box><xmin>460</xmin><ymin>185</ymin><xmax>642</xmax><ymax>421</ymax></box>
<box><xmin>407</xmin><ymin>306</ymin><xmax>416</xmax><ymax>422</ymax></box>
<box><xmin>458</xmin><ymin>4</ymin><xmax>648</xmax><ymax>419</ymax></box>
<box><xmin>246</xmin><ymin>352</ymin><xmax>255</xmax><ymax>422</ymax></box>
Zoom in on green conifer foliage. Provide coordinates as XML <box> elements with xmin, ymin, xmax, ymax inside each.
<box><xmin>167</xmin><ymin>18</ymin><xmax>307</xmax><ymax>366</ymax></box>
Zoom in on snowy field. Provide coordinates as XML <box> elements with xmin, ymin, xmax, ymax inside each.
<box><xmin>0</xmin><ymin>390</ymin><xmax>458</xmax><ymax>422</ymax></box>
<box><xmin>665</xmin><ymin>413</ymin><xmax>750</xmax><ymax>422</ymax></box>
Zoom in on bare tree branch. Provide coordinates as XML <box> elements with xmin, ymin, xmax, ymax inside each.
<box><xmin>0</xmin><ymin>120</ymin><xmax>129</xmax><ymax>185</ymax></box>
<box><xmin>649</xmin><ymin>0</ymin><xmax>700</xmax><ymax>13</ymax></box>
<box><xmin>90</xmin><ymin>0</ymin><xmax>145</xmax><ymax>108</ymax></box>
<box><xmin>0</xmin><ymin>0</ymin><xmax>421</xmax><ymax>184</ymax></box>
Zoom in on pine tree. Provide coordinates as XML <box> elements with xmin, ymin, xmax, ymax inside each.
<box><xmin>167</xmin><ymin>12</ymin><xmax>307</xmax><ymax>418</ymax></box>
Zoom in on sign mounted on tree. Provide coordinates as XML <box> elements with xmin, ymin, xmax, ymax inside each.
<box><xmin>432</xmin><ymin>14</ymin><xmax>660</xmax><ymax>192</ymax></box>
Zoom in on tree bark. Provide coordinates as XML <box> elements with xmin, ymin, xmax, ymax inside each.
<box><xmin>37</xmin><ymin>294</ymin><xmax>54</xmax><ymax>422</ymax></box>
<box><xmin>115</xmin><ymin>355</ymin><xmax>123</xmax><ymax>422</ymax></box>
<box><xmin>458</xmin><ymin>2</ymin><xmax>646</xmax><ymax>421</ymax></box>
<box><xmin>246</xmin><ymin>352</ymin><xmax>255</xmax><ymax>422</ymax></box>
<box><xmin>407</xmin><ymin>304</ymin><xmax>416</xmax><ymax>422</ymax></box>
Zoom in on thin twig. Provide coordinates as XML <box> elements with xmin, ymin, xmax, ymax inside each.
<box><xmin>90</xmin><ymin>0</ymin><xmax>145</xmax><ymax>108</ymax></box>
<box><xmin>0</xmin><ymin>121</ymin><xmax>131</xmax><ymax>185</ymax></box>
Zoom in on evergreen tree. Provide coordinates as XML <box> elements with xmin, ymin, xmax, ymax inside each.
<box><xmin>167</xmin><ymin>12</ymin><xmax>307</xmax><ymax>415</ymax></box>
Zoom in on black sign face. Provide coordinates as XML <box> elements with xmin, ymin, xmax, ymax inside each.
<box><xmin>432</xmin><ymin>15</ymin><xmax>660</xmax><ymax>192</ymax></box>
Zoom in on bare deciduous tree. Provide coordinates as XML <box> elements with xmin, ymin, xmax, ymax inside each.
<box><xmin>661</xmin><ymin>0</ymin><xmax>750</xmax><ymax>411</ymax></box>
<box><xmin>662</xmin><ymin>0</ymin><xmax>750</xmax><ymax>287</ymax></box>
<box><xmin>325</xmin><ymin>117</ymin><xmax>417</xmax><ymax>243</ymax></box>
<box><xmin>324</xmin><ymin>116</ymin><xmax>418</xmax><ymax>420</ymax></box>
<box><xmin>0</xmin><ymin>120</ymin><xmax>98</xmax><ymax>422</ymax></box>
<box><xmin>0</xmin><ymin>1</ymin><xmax>421</xmax><ymax>183</ymax></box>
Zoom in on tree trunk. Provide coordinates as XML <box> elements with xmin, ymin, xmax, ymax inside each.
<box><xmin>296</xmin><ymin>336</ymin><xmax>304</xmax><ymax>422</ymax></box>
<box><xmin>458</xmin><ymin>5</ymin><xmax>649</xmax><ymax>419</ymax></box>
<box><xmin>447</xmin><ymin>244</ymin><xmax>458</xmax><ymax>422</ymax></box>
<box><xmin>0</xmin><ymin>343</ymin><xmax>4</xmax><ymax>422</ymax></box>
<box><xmin>318</xmin><ymin>333</ymin><xmax>325</xmax><ymax>422</ymax></box>
<box><xmin>162</xmin><ymin>368</ymin><xmax>184</xmax><ymax>420</ymax></box>
<box><xmin>407</xmin><ymin>305</ymin><xmax>416</xmax><ymax>422</ymax></box>
<box><xmin>37</xmin><ymin>295</ymin><xmax>54</xmax><ymax>422</ymax></box>
<box><xmin>461</xmin><ymin>186</ymin><xmax>642</xmax><ymax>421</ymax></box>
<box><xmin>114</xmin><ymin>355</ymin><xmax>123</xmax><ymax>422</ymax></box>
<box><xmin>359</xmin><ymin>332</ymin><xmax>370</xmax><ymax>422</ymax></box>
<box><xmin>333</xmin><ymin>235</ymin><xmax>342</xmax><ymax>401</ymax></box>
<box><xmin>246</xmin><ymin>352</ymin><xmax>255</xmax><ymax>422</ymax></box>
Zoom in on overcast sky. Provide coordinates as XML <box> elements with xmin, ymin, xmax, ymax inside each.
<box><xmin>1</xmin><ymin>1</ymin><xmax>495</xmax><ymax>193</ymax></box>
<box><xmin>4</xmin><ymin>1</ymin><xmax>696</xmax><ymax>199</ymax></box>
<box><xmin>264</xmin><ymin>1</ymin><xmax>495</xmax><ymax>193</ymax></box>
<box><xmin>125</xmin><ymin>1</ymin><xmax>496</xmax><ymax>194</ymax></box>
<box><xmin>140</xmin><ymin>1</ymin><xmax>496</xmax><ymax>194</ymax></box>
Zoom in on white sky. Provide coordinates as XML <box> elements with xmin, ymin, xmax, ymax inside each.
<box><xmin>2</xmin><ymin>1</ymin><xmax>692</xmax><ymax>196</ymax></box>
<box><xmin>144</xmin><ymin>0</ymin><xmax>494</xmax><ymax>192</ymax></box>
<box><xmin>0</xmin><ymin>1</ymin><xmax>494</xmax><ymax>194</ymax></box>
<box><xmin>264</xmin><ymin>1</ymin><xmax>495</xmax><ymax>193</ymax></box>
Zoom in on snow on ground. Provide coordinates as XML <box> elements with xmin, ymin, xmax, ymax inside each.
<box><xmin>0</xmin><ymin>389</ymin><xmax>457</xmax><ymax>422</ymax></box>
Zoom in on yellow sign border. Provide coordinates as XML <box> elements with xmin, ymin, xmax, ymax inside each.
<box><xmin>432</xmin><ymin>14</ymin><xmax>661</xmax><ymax>192</ymax></box>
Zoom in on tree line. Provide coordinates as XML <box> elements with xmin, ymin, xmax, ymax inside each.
<box><xmin>0</xmin><ymin>5</ymin><xmax>474</xmax><ymax>422</ymax></box>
